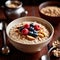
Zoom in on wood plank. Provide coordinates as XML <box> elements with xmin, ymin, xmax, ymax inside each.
<box><xmin>24</xmin><ymin>6</ymin><xmax>33</xmax><ymax>16</ymax></box>
<box><xmin>0</xmin><ymin>8</ymin><xmax>6</xmax><ymax>20</ymax></box>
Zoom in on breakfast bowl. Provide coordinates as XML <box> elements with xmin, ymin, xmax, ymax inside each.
<box><xmin>39</xmin><ymin>1</ymin><xmax>60</xmax><ymax>26</ymax></box>
<box><xmin>6</xmin><ymin>16</ymin><xmax>54</xmax><ymax>53</ymax></box>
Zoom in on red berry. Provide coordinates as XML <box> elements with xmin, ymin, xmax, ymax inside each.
<box><xmin>24</xmin><ymin>24</ymin><xmax>30</xmax><ymax>28</ymax></box>
<box><xmin>34</xmin><ymin>25</ymin><xmax>40</xmax><ymax>30</ymax></box>
<box><xmin>21</xmin><ymin>28</ymin><xmax>29</xmax><ymax>35</ymax></box>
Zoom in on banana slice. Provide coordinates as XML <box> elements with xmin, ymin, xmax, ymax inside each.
<box><xmin>38</xmin><ymin>28</ymin><xmax>43</xmax><ymax>32</ymax></box>
<box><xmin>38</xmin><ymin>29</ymin><xmax>47</xmax><ymax>37</ymax></box>
<box><xmin>27</xmin><ymin>35</ymin><xmax>35</xmax><ymax>40</ymax></box>
<box><xmin>38</xmin><ymin>33</ymin><xmax>44</xmax><ymax>38</ymax></box>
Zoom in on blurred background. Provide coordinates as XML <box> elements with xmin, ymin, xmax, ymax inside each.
<box><xmin>0</xmin><ymin>0</ymin><xmax>60</xmax><ymax>6</ymax></box>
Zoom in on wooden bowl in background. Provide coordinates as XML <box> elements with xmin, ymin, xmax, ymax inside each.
<box><xmin>39</xmin><ymin>1</ymin><xmax>60</xmax><ymax>26</ymax></box>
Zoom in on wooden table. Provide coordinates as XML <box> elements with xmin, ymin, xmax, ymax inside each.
<box><xmin>0</xmin><ymin>6</ymin><xmax>60</xmax><ymax>60</ymax></box>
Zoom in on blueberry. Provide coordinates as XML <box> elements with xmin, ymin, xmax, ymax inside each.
<box><xmin>29</xmin><ymin>27</ymin><xmax>34</xmax><ymax>31</ymax></box>
<box><xmin>30</xmin><ymin>23</ymin><xmax>34</xmax><ymax>27</ymax></box>
<box><xmin>32</xmin><ymin>33</ymin><xmax>38</xmax><ymax>37</ymax></box>
<box><xmin>28</xmin><ymin>31</ymin><xmax>33</xmax><ymax>36</ymax></box>
<box><xmin>28</xmin><ymin>31</ymin><xmax>38</xmax><ymax>38</ymax></box>
<box><xmin>33</xmin><ymin>30</ymin><xmax>37</xmax><ymax>33</ymax></box>
<box><xmin>19</xmin><ymin>26</ymin><xmax>24</xmax><ymax>31</ymax></box>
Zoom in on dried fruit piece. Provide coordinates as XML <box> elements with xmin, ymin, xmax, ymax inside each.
<box><xmin>27</xmin><ymin>35</ymin><xmax>35</xmax><ymax>40</ymax></box>
<box><xmin>14</xmin><ymin>29</ymin><xmax>18</xmax><ymax>32</ymax></box>
<box><xmin>19</xmin><ymin>26</ymin><xmax>24</xmax><ymax>31</ymax></box>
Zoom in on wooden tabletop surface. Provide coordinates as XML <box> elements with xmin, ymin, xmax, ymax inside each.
<box><xmin>0</xmin><ymin>6</ymin><xmax>60</xmax><ymax>60</ymax></box>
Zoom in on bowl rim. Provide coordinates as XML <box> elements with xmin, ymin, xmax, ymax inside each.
<box><xmin>39</xmin><ymin>1</ymin><xmax>60</xmax><ymax>18</ymax></box>
<box><xmin>6</xmin><ymin>16</ymin><xmax>54</xmax><ymax>45</ymax></box>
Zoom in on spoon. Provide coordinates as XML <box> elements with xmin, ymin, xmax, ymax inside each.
<box><xmin>41</xmin><ymin>47</ymin><xmax>55</xmax><ymax>60</ymax></box>
<box><xmin>41</xmin><ymin>54</ymin><xmax>50</xmax><ymax>60</ymax></box>
<box><xmin>41</xmin><ymin>45</ymin><xmax>56</xmax><ymax>60</ymax></box>
<box><xmin>41</xmin><ymin>37</ymin><xmax>60</xmax><ymax>60</ymax></box>
<box><xmin>1</xmin><ymin>22</ymin><xmax>10</xmax><ymax>55</ymax></box>
<box><xmin>0</xmin><ymin>22</ymin><xmax>3</xmax><ymax>30</ymax></box>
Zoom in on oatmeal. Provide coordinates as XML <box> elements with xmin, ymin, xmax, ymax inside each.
<box><xmin>9</xmin><ymin>22</ymin><xmax>49</xmax><ymax>44</ymax></box>
<box><xmin>40</xmin><ymin>6</ymin><xmax>60</xmax><ymax>17</ymax></box>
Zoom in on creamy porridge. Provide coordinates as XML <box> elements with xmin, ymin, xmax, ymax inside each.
<box><xmin>40</xmin><ymin>6</ymin><xmax>60</xmax><ymax>17</ymax></box>
<box><xmin>9</xmin><ymin>21</ymin><xmax>50</xmax><ymax>44</ymax></box>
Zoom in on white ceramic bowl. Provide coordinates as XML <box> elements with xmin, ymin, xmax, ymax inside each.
<box><xmin>6</xmin><ymin>16</ymin><xmax>54</xmax><ymax>53</ymax></box>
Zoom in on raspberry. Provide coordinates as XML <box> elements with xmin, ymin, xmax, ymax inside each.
<box><xmin>21</xmin><ymin>28</ymin><xmax>29</xmax><ymax>35</ymax></box>
<box><xmin>24</xmin><ymin>24</ymin><xmax>30</xmax><ymax>29</ymax></box>
<box><xmin>34</xmin><ymin>24</ymin><xmax>40</xmax><ymax>30</ymax></box>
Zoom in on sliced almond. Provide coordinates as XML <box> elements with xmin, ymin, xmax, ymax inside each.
<box><xmin>27</xmin><ymin>35</ymin><xmax>35</xmax><ymax>40</ymax></box>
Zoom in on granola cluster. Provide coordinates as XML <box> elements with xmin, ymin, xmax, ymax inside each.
<box><xmin>52</xmin><ymin>38</ymin><xmax>60</xmax><ymax>57</ymax></box>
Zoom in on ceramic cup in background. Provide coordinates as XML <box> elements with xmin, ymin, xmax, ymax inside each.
<box><xmin>4</xmin><ymin>0</ymin><xmax>28</xmax><ymax>21</ymax></box>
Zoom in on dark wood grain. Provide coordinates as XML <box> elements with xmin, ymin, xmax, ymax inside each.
<box><xmin>0</xmin><ymin>8</ymin><xmax>6</xmax><ymax>20</ymax></box>
<box><xmin>0</xmin><ymin>6</ymin><xmax>60</xmax><ymax>60</ymax></box>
